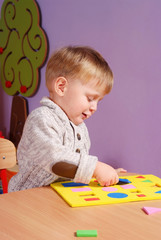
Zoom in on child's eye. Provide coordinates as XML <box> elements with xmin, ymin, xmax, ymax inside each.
<box><xmin>87</xmin><ymin>96</ymin><xmax>93</xmax><ymax>102</ymax></box>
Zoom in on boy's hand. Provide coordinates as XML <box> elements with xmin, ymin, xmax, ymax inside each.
<box><xmin>115</xmin><ymin>168</ymin><xmax>127</xmax><ymax>173</ymax></box>
<box><xmin>93</xmin><ymin>161</ymin><xmax>119</xmax><ymax>186</ymax></box>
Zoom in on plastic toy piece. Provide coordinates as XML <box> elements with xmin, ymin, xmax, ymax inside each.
<box><xmin>137</xmin><ymin>194</ymin><xmax>146</xmax><ymax>197</ymax></box>
<box><xmin>136</xmin><ymin>176</ymin><xmax>145</xmax><ymax>178</ymax></box>
<box><xmin>142</xmin><ymin>207</ymin><xmax>161</xmax><ymax>215</ymax></box>
<box><xmin>85</xmin><ymin>198</ymin><xmax>100</xmax><ymax>201</ymax></box>
<box><xmin>120</xmin><ymin>184</ymin><xmax>136</xmax><ymax>189</ymax></box>
<box><xmin>119</xmin><ymin>178</ymin><xmax>131</xmax><ymax>184</ymax></box>
<box><xmin>76</xmin><ymin>230</ymin><xmax>97</xmax><ymax>237</ymax></box>
<box><xmin>108</xmin><ymin>193</ymin><xmax>128</xmax><ymax>199</ymax></box>
<box><xmin>62</xmin><ymin>182</ymin><xmax>88</xmax><ymax>187</ymax></box>
<box><xmin>142</xmin><ymin>180</ymin><xmax>152</xmax><ymax>183</ymax></box>
<box><xmin>102</xmin><ymin>187</ymin><xmax>118</xmax><ymax>192</ymax></box>
<box><xmin>71</xmin><ymin>187</ymin><xmax>92</xmax><ymax>192</ymax></box>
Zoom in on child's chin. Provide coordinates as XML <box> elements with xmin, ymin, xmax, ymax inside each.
<box><xmin>73</xmin><ymin>119</ymin><xmax>84</xmax><ymax>126</ymax></box>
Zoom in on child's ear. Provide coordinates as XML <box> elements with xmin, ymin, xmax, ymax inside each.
<box><xmin>54</xmin><ymin>77</ymin><xmax>68</xmax><ymax>96</ymax></box>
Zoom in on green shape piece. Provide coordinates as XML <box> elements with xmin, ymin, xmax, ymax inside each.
<box><xmin>0</xmin><ymin>0</ymin><xmax>48</xmax><ymax>97</ymax></box>
<box><xmin>76</xmin><ymin>230</ymin><xmax>98</xmax><ymax>237</ymax></box>
<box><xmin>142</xmin><ymin>180</ymin><xmax>152</xmax><ymax>183</ymax></box>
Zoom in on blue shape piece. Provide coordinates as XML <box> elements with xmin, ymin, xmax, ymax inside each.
<box><xmin>155</xmin><ymin>190</ymin><xmax>161</xmax><ymax>194</ymax></box>
<box><xmin>119</xmin><ymin>178</ymin><xmax>131</xmax><ymax>184</ymax></box>
<box><xmin>108</xmin><ymin>192</ymin><xmax>128</xmax><ymax>199</ymax></box>
<box><xmin>62</xmin><ymin>182</ymin><xmax>88</xmax><ymax>187</ymax></box>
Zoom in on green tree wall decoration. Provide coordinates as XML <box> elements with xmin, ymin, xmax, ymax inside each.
<box><xmin>0</xmin><ymin>0</ymin><xmax>48</xmax><ymax>97</ymax></box>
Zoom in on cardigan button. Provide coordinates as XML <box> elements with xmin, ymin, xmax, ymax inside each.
<box><xmin>77</xmin><ymin>133</ymin><xmax>81</xmax><ymax>140</ymax></box>
<box><xmin>76</xmin><ymin>148</ymin><xmax>80</xmax><ymax>153</ymax></box>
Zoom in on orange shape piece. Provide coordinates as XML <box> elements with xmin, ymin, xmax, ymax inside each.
<box><xmin>136</xmin><ymin>176</ymin><xmax>145</xmax><ymax>179</ymax></box>
<box><xmin>137</xmin><ymin>194</ymin><xmax>146</xmax><ymax>197</ymax></box>
<box><xmin>85</xmin><ymin>198</ymin><xmax>100</xmax><ymax>201</ymax></box>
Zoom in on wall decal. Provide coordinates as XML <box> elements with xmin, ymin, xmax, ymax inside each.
<box><xmin>0</xmin><ymin>0</ymin><xmax>48</xmax><ymax>97</ymax></box>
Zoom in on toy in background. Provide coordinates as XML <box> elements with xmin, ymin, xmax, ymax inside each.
<box><xmin>0</xmin><ymin>131</ymin><xmax>4</xmax><ymax>139</ymax></box>
<box><xmin>0</xmin><ymin>137</ymin><xmax>16</xmax><ymax>193</ymax></box>
<box><xmin>51</xmin><ymin>175</ymin><xmax>161</xmax><ymax>207</ymax></box>
<box><xmin>0</xmin><ymin>0</ymin><xmax>48</xmax><ymax>97</ymax></box>
<box><xmin>0</xmin><ymin>181</ymin><xmax>2</xmax><ymax>193</ymax></box>
<box><xmin>0</xmin><ymin>131</ymin><xmax>4</xmax><ymax>193</ymax></box>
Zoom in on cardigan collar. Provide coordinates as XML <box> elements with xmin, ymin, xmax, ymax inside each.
<box><xmin>40</xmin><ymin>97</ymin><xmax>84</xmax><ymax>130</ymax></box>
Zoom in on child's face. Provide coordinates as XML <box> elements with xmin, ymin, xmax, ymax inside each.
<box><xmin>62</xmin><ymin>79</ymin><xmax>105</xmax><ymax>126</ymax></box>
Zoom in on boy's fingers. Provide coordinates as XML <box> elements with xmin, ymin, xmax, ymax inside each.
<box><xmin>115</xmin><ymin>168</ymin><xmax>127</xmax><ymax>173</ymax></box>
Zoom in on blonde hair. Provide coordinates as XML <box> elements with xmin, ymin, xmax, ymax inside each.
<box><xmin>46</xmin><ymin>46</ymin><xmax>113</xmax><ymax>94</ymax></box>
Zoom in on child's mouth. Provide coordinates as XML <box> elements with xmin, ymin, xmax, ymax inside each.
<box><xmin>82</xmin><ymin>113</ymin><xmax>87</xmax><ymax>119</ymax></box>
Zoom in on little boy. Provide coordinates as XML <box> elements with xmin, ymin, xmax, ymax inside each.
<box><xmin>8</xmin><ymin>46</ymin><xmax>126</xmax><ymax>192</ymax></box>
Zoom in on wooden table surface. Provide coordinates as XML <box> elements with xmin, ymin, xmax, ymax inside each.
<box><xmin>1</xmin><ymin>174</ymin><xmax>161</xmax><ymax>240</ymax></box>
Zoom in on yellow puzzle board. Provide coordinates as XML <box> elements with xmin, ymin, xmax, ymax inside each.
<box><xmin>50</xmin><ymin>175</ymin><xmax>161</xmax><ymax>207</ymax></box>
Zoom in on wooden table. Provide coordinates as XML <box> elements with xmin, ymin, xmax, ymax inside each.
<box><xmin>1</xmin><ymin>175</ymin><xmax>161</xmax><ymax>239</ymax></box>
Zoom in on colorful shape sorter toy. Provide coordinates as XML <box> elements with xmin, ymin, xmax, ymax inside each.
<box><xmin>50</xmin><ymin>175</ymin><xmax>161</xmax><ymax>207</ymax></box>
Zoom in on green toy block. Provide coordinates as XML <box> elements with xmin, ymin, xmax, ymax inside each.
<box><xmin>76</xmin><ymin>229</ymin><xmax>97</xmax><ymax>237</ymax></box>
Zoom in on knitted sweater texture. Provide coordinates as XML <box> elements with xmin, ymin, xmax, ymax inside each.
<box><xmin>8</xmin><ymin>97</ymin><xmax>97</xmax><ymax>192</ymax></box>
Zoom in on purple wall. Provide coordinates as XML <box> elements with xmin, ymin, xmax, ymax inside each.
<box><xmin>0</xmin><ymin>0</ymin><xmax>161</xmax><ymax>176</ymax></box>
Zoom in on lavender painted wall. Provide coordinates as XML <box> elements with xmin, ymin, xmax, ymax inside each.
<box><xmin>0</xmin><ymin>0</ymin><xmax>161</xmax><ymax>176</ymax></box>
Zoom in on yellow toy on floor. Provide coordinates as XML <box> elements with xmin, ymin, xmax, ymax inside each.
<box><xmin>50</xmin><ymin>175</ymin><xmax>161</xmax><ymax>207</ymax></box>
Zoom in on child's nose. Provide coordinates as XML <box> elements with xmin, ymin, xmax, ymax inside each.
<box><xmin>90</xmin><ymin>101</ymin><xmax>97</xmax><ymax>113</ymax></box>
